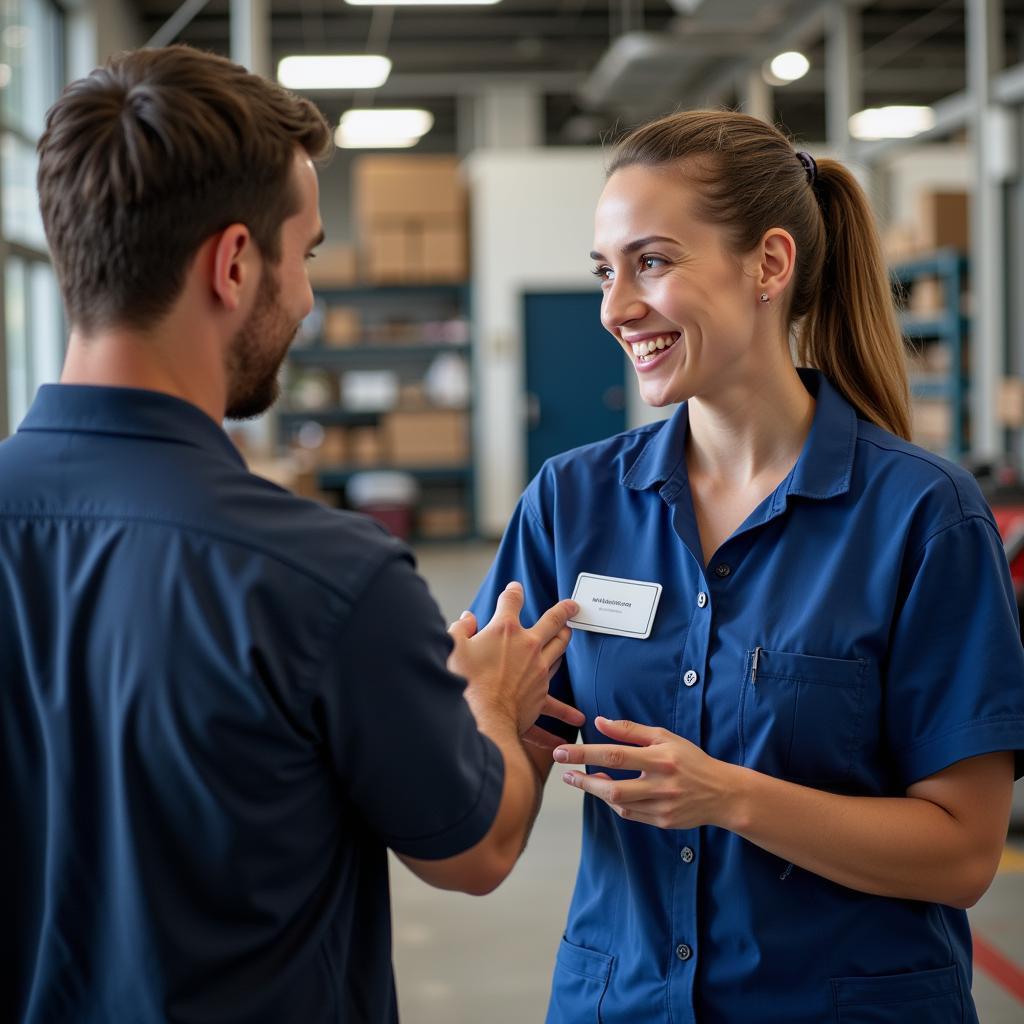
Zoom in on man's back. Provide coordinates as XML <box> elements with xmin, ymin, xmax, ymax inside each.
<box><xmin>1</xmin><ymin>384</ymin><xmax>504</xmax><ymax>1023</ymax></box>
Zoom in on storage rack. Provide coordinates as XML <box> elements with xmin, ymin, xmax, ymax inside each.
<box><xmin>890</xmin><ymin>248</ymin><xmax>970</xmax><ymax>459</ymax></box>
<box><xmin>279</xmin><ymin>283</ymin><xmax>475</xmax><ymax>542</ymax></box>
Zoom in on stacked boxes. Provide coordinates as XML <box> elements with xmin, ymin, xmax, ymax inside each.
<box><xmin>353</xmin><ymin>155</ymin><xmax>468</xmax><ymax>283</ymax></box>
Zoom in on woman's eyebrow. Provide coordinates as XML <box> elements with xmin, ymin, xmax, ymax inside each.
<box><xmin>589</xmin><ymin>235</ymin><xmax>678</xmax><ymax>260</ymax></box>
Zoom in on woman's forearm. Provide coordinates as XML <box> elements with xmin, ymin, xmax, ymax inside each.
<box><xmin>717</xmin><ymin>761</ymin><xmax>1004</xmax><ymax>908</ymax></box>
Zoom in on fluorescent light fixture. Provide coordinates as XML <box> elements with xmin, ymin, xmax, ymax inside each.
<box><xmin>346</xmin><ymin>1</ymin><xmax>502</xmax><ymax>6</ymax></box>
<box><xmin>848</xmin><ymin>105</ymin><xmax>935</xmax><ymax>141</ymax></box>
<box><xmin>335</xmin><ymin>108</ymin><xmax>435</xmax><ymax>149</ymax></box>
<box><xmin>768</xmin><ymin>51</ymin><xmax>809</xmax><ymax>83</ymax></box>
<box><xmin>277</xmin><ymin>55</ymin><xmax>391</xmax><ymax>91</ymax></box>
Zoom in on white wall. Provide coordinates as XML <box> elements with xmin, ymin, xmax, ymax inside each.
<box><xmin>467</xmin><ymin>147</ymin><xmax>672</xmax><ymax>537</ymax></box>
<box><xmin>65</xmin><ymin>0</ymin><xmax>144</xmax><ymax>80</ymax></box>
<box><xmin>880</xmin><ymin>143</ymin><xmax>971</xmax><ymax>226</ymax></box>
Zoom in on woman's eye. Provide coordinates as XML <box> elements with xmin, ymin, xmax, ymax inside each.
<box><xmin>591</xmin><ymin>265</ymin><xmax>613</xmax><ymax>281</ymax></box>
<box><xmin>641</xmin><ymin>255</ymin><xmax>666</xmax><ymax>270</ymax></box>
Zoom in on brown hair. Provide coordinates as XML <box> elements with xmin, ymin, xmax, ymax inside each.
<box><xmin>608</xmin><ymin>110</ymin><xmax>911</xmax><ymax>440</ymax></box>
<box><xmin>37</xmin><ymin>45</ymin><xmax>332</xmax><ymax>333</ymax></box>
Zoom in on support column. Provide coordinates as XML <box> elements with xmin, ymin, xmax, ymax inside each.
<box><xmin>473</xmin><ymin>84</ymin><xmax>543</xmax><ymax>150</ymax></box>
<box><xmin>825</xmin><ymin>0</ymin><xmax>861</xmax><ymax>159</ymax></box>
<box><xmin>230</xmin><ymin>0</ymin><xmax>270</xmax><ymax>78</ymax></box>
<box><xmin>966</xmin><ymin>0</ymin><xmax>1005</xmax><ymax>459</ymax></box>
<box><xmin>742</xmin><ymin>70</ymin><xmax>773</xmax><ymax>124</ymax></box>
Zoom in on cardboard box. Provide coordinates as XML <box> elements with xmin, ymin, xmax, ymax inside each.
<box><xmin>324</xmin><ymin>306</ymin><xmax>361</xmax><ymax>347</ymax></box>
<box><xmin>998</xmin><ymin>377</ymin><xmax>1024</xmax><ymax>428</ymax></box>
<box><xmin>318</xmin><ymin>427</ymin><xmax>348</xmax><ymax>464</ymax></box>
<box><xmin>917</xmin><ymin>191</ymin><xmax>969</xmax><ymax>253</ymax></box>
<box><xmin>908</xmin><ymin>277</ymin><xmax>944</xmax><ymax>318</ymax></box>
<box><xmin>420</xmin><ymin>223</ymin><xmax>467</xmax><ymax>282</ymax></box>
<box><xmin>362</xmin><ymin>217</ymin><xmax>468</xmax><ymax>284</ymax></box>
<box><xmin>349</xmin><ymin>426</ymin><xmax>385</xmax><ymax>466</ymax></box>
<box><xmin>307</xmin><ymin>244</ymin><xmax>357</xmax><ymax>287</ymax></box>
<box><xmin>911</xmin><ymin>398</ymin><xmax>952</xmax><ymax>446</ymax></box>
<box><xmin>417</xmin><ymin>505</ymin><xmax>470</xmax><ymax>538</ymax></box>
<box><xmin>354</xmin><ymin>155</ymin><xmax>466</xmax><ymax>223</ymax></box>
<box><xmin>883</xmin><ymin>222</ymin><xmax>921</xmax><ymax>264</ymax></box>
<box><xmin>384</xmin><ymin>409</ymin><xmax>468</xmax><ymax>466</ymax></box>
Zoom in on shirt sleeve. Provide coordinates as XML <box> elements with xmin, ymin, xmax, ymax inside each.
<box><xmin>470</xmin><ymin>481</ymin><xmax>580</xmax><ymax>744</ymax></box>
<box><xmin>885</xmin><ymin>514</ymin><xmax>1024</xmax><ymax>786</ymax></box>
<box><xmin>320</xmin><ymin>553</ymin><xmax>504</xmax><ymax>860</ymax></box>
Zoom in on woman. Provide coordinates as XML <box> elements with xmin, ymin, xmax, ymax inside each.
<box><xmin>469</xmin><ymin>111</ymin><xmax>1024</xmax><ymax>1023</ymax></box>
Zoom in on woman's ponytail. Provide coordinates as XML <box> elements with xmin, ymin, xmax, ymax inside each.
<box><xmin>798</xmin><ymin>160</ymin><xmax>911</xmax><ymax>440</ymax></box>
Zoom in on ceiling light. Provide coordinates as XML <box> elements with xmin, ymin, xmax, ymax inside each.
<box><xmin>848</xmin><ymin>105</ymin><xmax>935</xmax><ymax>141</ymax></box>
<box><xmin>345</xmin><ymin>1</ymin><xmax>502</xmax><ymax>6</ymax></box>
<box><xmin>335</xmin><ymin>108</ymin><xmax>435</xmax><ymax>149</ymax></box>
<box><xmin>277</xmin><ymin>55</ymin><xmax>391</xmax><ymax>91</ymax></box>
<box><xmin>768</xmin><ymin>51</ymin><xmax>809</xmax><ymax>84</ymax></box>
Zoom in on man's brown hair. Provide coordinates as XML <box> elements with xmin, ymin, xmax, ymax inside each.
<box><xmin>37</xmin><ymin>45</ymin><xmax>332</xmax><ymax>333</ymax></box>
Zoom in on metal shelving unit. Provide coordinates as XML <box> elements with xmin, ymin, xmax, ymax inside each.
<box><xmin>280</xmin><ymin>283</ymin><xmax>475</xmax><ymax>542</ymax></box>
<box><xmin>891</xmin><ymin>248</ymin><xmax>970</xmax><ymax>458</ymax></box>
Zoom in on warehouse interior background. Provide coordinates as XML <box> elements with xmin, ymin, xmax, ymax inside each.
<box><xmin>4</xmin><ymin>0</ymin><xmax>1024</xmax><ymax>1020</ymax></box>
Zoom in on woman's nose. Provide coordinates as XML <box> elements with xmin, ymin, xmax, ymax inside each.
<box><xmin>601</xmin><ymin>279</ymin><xmax>647</xmax><ymax>331</ymax></box>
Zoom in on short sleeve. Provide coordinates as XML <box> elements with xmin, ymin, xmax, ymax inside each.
<box><xmin>885</xmin><ymin>514</ymin><xmax>1024</xmax><ymax>785</ymax></box>
<box><xmin>319</xmin><ymin>554</ymin><xmax>504</xmax><ymax>860</ymax></box>
<box><xmin>470</xmin><ymin>481</ymin><xmax>579</xmax><ymax>743</ymax></box>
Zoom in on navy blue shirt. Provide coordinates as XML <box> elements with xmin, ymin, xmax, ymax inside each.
<box><xmin>472</xmin><ymin>369</ymin><xmax>1024</xmax><ymax>1024</ymax></box>
<box><xmin>1</xmin><ymin>385</ymin><xmax>503</xmax><ymax>1024</ymax></box>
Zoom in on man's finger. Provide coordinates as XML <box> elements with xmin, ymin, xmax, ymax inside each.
<box><xmin>530</xmin><ymin>598</ymin><xmax>579</xmax><ymax>645</ymax></box>
<box><xmin>447</xmin><ymin>609</ymin><xmax>477</xmax><ymax>640</ymax></box>
<box><xmin>552</xmin><ymin>742</ymin><xmax>647</xmax><ymax>771</ymax></box>
<box><xmin>594</xmin><ymin>715</ymin><xmax>665</xmax><ymax>747</ymax></box>
<box><xmin>541</xmin><ymin>628</ymin><xmax>571</xmax><ymax>668</ymax></box>
<box><xmin>542</xmin><ymin>694</ymin><xmax>585</xmax><ymax>727</ymax></box>
<box><xmin>522</xmin><ymin>725</ymin><xmax>566</xmax><ymax>750</ymax></box>
<box><xmin>491</xmin><ymin>581</ymin><xmax>525</xmax><ymax>623</ymax></box>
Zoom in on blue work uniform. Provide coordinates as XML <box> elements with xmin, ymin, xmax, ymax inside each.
<box><xmin>472</xmin><ymin>369</ymin><xmax>1024</xmax><ymax>1024</ymax></box>
<box><xmin>0</xmin><ymin>384</ymin><xmax>504</xmax><ymax>1024</ymax></box>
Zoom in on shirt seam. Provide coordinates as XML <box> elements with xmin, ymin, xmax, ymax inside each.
<box><xmin>912</xmin><ymin>513</ymin><xmax>998</xmax><ymax>562</ymax></box>
<box><xmin>857</xmin><ymin>435</ymin><xmax>968</xmax><ymax>520</ymax></box>
<box><xmin>0</xmin><ymin>508</ymin><xmax>386</xmax><ymax>606</ymax></box>
<box><xmin>895</xmin><ymin>713</ymin><xmax>1024</xmax><ymax>757</ymax></box>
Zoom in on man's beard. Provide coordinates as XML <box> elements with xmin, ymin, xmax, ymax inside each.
<box><xmin>224</xmin><ymin>266</ymin><xmax>298</xmax><ymax>421</ymax></box>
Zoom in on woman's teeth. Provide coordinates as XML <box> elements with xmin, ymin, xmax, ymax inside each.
<box><xmin>630</xmin><ymin>334</ymin><xmax>678</xmax><ymax>362</ymax></box>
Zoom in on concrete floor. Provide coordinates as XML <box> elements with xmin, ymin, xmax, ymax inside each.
<box><xmin>400</xmin><ymin>542</ymin><xmax>1024</xmax><ymax>1023</ymax></box>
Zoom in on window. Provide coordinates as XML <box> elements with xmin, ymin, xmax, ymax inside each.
<box><xmin>1</xmin><ymin>0</ymin><xmax>63</xmax><ymax>436</ymax></box>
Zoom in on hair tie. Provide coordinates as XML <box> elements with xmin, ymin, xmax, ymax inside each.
<box><xmin>796</xmin><ymin>150</ymin><xmax>817</xmax><ymax>187</ymax></box>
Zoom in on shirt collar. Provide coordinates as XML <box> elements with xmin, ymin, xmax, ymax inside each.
<box><xmin>622</xmin><ymin>368</ymin><xmax>857</xmax><ymax>502</ymax></box>
<box><xmin>18</xmin><ymin>384</ymin><xmax>246</xmax><ymax>467</ymax></box>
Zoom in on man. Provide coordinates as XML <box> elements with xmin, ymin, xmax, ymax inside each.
<box><xmin>1</xmin><ymin>46</ymin><xmax>579</xmax><ymax>1023</ymax></box>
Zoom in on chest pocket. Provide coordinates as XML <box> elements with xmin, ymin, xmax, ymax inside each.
<box><xmin>739</xmin><ymin>648</ymin><xmax>868</xmax><ymax>786</ymax></box>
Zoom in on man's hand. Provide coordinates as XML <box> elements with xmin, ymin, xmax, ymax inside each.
<box><xmin>447</xmin><ymin>582</ymin><xmax>581</xmax><ymax>737</ymax></box>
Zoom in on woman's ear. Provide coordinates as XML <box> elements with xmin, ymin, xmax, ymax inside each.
<box><xmin>757</xmin><ymin>227</ymin><xmax>797</xmax><ymax>303</ymax></box>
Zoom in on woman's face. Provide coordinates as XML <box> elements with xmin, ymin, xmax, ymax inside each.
<box><xmin>592</xmin><ymin>164</ymin><xmax>765</xmax><ymax>408</ymax></box>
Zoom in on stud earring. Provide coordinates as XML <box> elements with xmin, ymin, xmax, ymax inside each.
<box><xmin>759</xmin><ymin>293</ymin><xmax>770</xmax><ymax>304</ymax></box>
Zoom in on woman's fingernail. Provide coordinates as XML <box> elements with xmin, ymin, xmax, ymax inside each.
<box><xmin>553</xmin><ymin>748</ymin><xmax>568</xmax><ymax>762</ymax></box>
<box><xmin>561</xmin><ymin>772</ymin><xmax>575</xmax><ymax>785</ymax></box>
<box><xmin>460</xmin><ymin>610</ymin><xmax>472</xmax><ymax>620</ymax></box>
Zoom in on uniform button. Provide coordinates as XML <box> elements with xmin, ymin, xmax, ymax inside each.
<box><xmin>696</xmin><ymin>591</ymin><xmax>708</xmax><ymax>608</ymax></box>
<box><xmin>683</xmin><ymin>669</ymin><xmax>699</xmax><ymax>687</ymax></box>
<box><xmin>680</xmin><ymin>846</ymin><xmax>695</xmax><ymax>864</ymax></box>
<box><xmin>676</xmin><ymin>943</ymin><xmax>692</xmax><ymax>961</ymax></box>
<box><xmin>714</xmin><ymin>563</ymin><xmax>731</xmax><ymax>578</ymax></box>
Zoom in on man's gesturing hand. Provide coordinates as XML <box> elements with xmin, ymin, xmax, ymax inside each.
<box><xmin>447</xmin><ymin>582</ymin><xmax>581</xmax><ymax>736</ymax></box>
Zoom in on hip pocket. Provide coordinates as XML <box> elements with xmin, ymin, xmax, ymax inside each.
<box><xmin>546</xmin><ymin>936</ymin><xmax>614</xmax><ymax>1024</ymax></box>
<box><xmin>832</xmin><ymin>964</ymin><xmax>965</xmax><ymax>1023</ymax></box>
<box><xmin>739</xmin><ymin>648</ymin><xmax>868</xmax><ymax>786</ymax></box>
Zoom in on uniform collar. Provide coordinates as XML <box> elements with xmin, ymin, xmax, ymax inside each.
<box><xmin>622</xmin><ymin>368</ymin><xmax>857</xmax><ymax>503</ymax></box>
<box><xmin>18</xmin><ymin>384</ymin><xmax>246</xmax><ymax>467</ymax></box>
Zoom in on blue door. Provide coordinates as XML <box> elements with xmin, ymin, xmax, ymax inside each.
<box><xmin>523</xmin><ymin>291</ymin><xmax>627</xmax><ymax>481</ymax></box>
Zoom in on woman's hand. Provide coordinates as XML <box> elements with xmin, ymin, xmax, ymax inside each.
<box><xmin>554</xmin><ymin>716</ymin><xmax>737</xmax><ymax>830</ymax></box>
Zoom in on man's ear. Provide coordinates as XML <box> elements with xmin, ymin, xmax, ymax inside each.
<box><xmin>210</xmin><ymin>224</ymin><xmax>255</xmax><ymax>313</ymax></box>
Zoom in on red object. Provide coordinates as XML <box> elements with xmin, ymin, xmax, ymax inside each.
<box><xmin>973</xmin><ymin>932</ymin><xmax>1024</xmax><ymax>1004</ymax></box>
<box><xmin>361</xmin><ymin>503</ymin><xmax>414</xmax><ymax>541</ymax></box>
<box><xmin>990</xmin><ymin>504</ymin><xmax>1024</xmax><ymax>586</ymax></box>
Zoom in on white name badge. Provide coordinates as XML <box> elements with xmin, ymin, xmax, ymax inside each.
<box><xmin>567</xmin><ymin>572</ymin><xmax>663</xmax><ymax>639</ymax></box>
